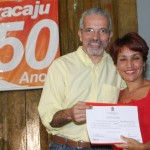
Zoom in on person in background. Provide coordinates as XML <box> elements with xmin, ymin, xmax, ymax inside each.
<box><xmin>38</xmin><ymin>7</ymin><xmax>125</xmax><ymax>150</ymax></box>
<box><xmin>110</xmin><ymin>32</ymin><xmax>150</xmax><ymax>150</ymax></box>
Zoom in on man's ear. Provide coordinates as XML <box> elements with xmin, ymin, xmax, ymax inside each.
<box><xmin>109</xmin><ymin>32</ymin><xmax>113</xmax><ymax>43</ymax></box>
<box><xmin>110</xmin><ymin>32</ymin><xmax>113</xmax><ymax>38</ymax></box>
<box><xmin>78</xmin><ymin>29</ymin><xmax>82</xmax><ymax>42</ymax></box>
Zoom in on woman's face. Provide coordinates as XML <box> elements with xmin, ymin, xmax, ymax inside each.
<box><xmin>117</xmin><ymin>46</ymin><xmax>144</xmax><ymax>82</ymax></box>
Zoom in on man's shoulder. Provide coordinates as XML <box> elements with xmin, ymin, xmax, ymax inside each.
<box><xmin>52</xmin><ymin>51</ymin><xmax>77</xmax><ymax>65</ymax></box>
<box><xmin>104</xmin><ymin>52</ymin><xmax>115</xmax><ymax>64</ymax></box>
<box><xmin>59</xmin><ymin>51</ymin><xmax>77</xmax><ymax>60</ymax></box>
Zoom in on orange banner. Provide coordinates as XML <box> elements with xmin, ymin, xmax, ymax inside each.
<box><xmin>0</xmin><ymin>0</ymin><xmax>60</xmax><ymax>91</ymax></box>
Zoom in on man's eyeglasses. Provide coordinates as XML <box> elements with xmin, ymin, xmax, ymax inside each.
<box><xmin>81</xmin><ymin>28</ymin><xmax>109</xmax><ymax>36</ymax></box>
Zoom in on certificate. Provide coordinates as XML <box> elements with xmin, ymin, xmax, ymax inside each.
<box><xmin>86</xmin><ymin>103</ymin><xmax>143</xmax><ymax>144</ymax></box>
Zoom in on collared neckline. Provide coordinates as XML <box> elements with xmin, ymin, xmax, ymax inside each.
<box><xmin>76</xmin><ymin>46</ymin><xmax>107</xmax><ymax>67</ymax></box>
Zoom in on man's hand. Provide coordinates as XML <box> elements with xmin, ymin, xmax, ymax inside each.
<box><xmin>69</xmin><ymin>101</ymin><xmax>89</xmax><ymax>123</ymax></box>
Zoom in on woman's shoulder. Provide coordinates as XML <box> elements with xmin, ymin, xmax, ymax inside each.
<box><xmin>145</xmin><ymin>80</ymin><xmax>150</xmax><ymax>86</ymax></box>
<box><xmin>144</xmin><ymin>80</ymin><xmax>150</xmax><ymax>94</ymax></box>
<box><xmin>142</xmin><ymin>80</ymin><xmax>150</xmax><ymax>90</ymax></box>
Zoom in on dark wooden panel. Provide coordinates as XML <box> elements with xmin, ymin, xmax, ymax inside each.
<box><xmin>111</xmin><ymin>0</ymin><xmax>119</xmax><ymax>40</ymax></box>
<box><xmin>67</xmin><ymin>0</ymin><xmax>77</xmax><ymax>53</ymax></box>
<box><xmin>73</xmin><ymin>0</ymin><xmax>84</xmax><ymax>48</ymax></box>
<box><xmin>39</xmin><ymin>120</ymin><xmax>49</xmax><ymax>150</ymax></box>
<box><xmin>91</xmin><ymin>0</ymin><xmax>101</xmax><ymax>7</ymax></box>
<box><xmin>82</xmin><ymin>0</ymin><xmax>92</xmax><ymax>10</ymax></box>
<box><xmin>26</xmin><ymin>89</ymin><xmax>42</xmax><ymax>150</ymax></box>
<box><xmin>0</xmin><ymin>91</ymin><xmax>7</xmax><ymax>150</ymax></box>
<box><xmin>117</xmin><ymin>0</ymin><xmax>138</xmax><ymax>37</ymax></box>
<box><xmin>7</xmin><ymin>91</ymin><xmax>26</xmax><ymax>150</ymax></box>
<box><xmin>58</xmin><ymin>0</ymin><xmax>68</xmax><ymax>55</ymax></box>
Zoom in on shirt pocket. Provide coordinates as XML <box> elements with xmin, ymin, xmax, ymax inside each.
<box><xmin>99</xmin><ymin>84</ymin><xmax>119</xmax><ymax>103</ymax></box>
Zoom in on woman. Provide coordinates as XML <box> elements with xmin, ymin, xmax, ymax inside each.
<box><xmin>110</xmin><ymin>32</ymin><xmax>150</xmax><ymax>150</ymax></box>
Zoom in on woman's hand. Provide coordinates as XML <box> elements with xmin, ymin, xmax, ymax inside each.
<box><xmin>115</xmin><ymin>135</ymin><xmax>145</xmax><ymax>150</ymax></box>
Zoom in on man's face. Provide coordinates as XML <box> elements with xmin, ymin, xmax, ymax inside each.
<box><xmin>78</xmin><ymin>14</ymin><xmax>113</xmax><ymax>56</ymax></box>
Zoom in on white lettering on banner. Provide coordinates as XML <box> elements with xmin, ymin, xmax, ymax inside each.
<box><xmin>0</xmin><ymin>20</ymin><xmax>59</xmax><ymax>71</ymax></box>
<box><xmin>0</xmin><ymin>1</ymin><xmax>50</xmax><ymax>19</ymax></box>
<box><xmin>26</xmin><ymin>19</ymin><xmax>59</xmax><ymax>70</ymax></box>
<box><xmin>19</xmin><ymin>72</ymin><xmax>47</xmax><ymax>83</ymax></box>
<box><xmin>0</xmin><ymin>21</ymin><xmax>24</xmax><ymax>71</ymax></box>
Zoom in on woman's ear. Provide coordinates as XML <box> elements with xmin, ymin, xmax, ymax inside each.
<box><xmin>143</xmin><ymin>62</ymin><xmax>146</xmax><ymax>72</ymax></box>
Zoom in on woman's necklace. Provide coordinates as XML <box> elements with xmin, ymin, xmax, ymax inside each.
<box><xmin>125</xmin><ymin>81</ymin><xmax>145</xmax><ymax>102</ymax></box>
<box><xmin>123</xmin><ymin>88</ymin><xmax>137</xmax><ymax>104</ymax></box>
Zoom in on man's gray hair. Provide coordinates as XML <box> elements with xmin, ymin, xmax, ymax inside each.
<box><xmin>79</xmin><ymin>7</ymin><xmax>112</xmax><ymax>32</ymax></box>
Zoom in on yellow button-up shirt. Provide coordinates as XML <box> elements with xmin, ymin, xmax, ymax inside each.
<box><xmin>38</xmin><ymin>46</ymin><xmax>125</xmax><ymax>142</ymax></box>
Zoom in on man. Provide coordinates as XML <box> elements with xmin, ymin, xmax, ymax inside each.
<box><xmin>38</xmin><ymin>7</ymin><xmax>125</xmax><ymax>150</ymax></box>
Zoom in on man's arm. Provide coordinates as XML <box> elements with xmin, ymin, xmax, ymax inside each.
<box><xmin>50</xmin><ymin>108</ymin><xmax>72</xmax><ymax>127</ymax></box>
<box><xmin>50</xmin><ymin>101</ymin><xmax>87</xmax><ymax>127</ymax></box>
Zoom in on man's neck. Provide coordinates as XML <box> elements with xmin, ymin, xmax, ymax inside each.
<box><xmin>89</xmin><ymin>55</ymin><xmax>103</xmax><ymax>64</ymax></box>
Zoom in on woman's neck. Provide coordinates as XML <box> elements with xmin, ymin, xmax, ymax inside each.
<box><xmin>126</xmin><ymin>78</ymin><xmax>145</xmax><ymax>93</ymax></box>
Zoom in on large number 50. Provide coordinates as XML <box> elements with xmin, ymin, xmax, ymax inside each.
<box><xmin>0</xmin><ymin>20</ymin><xmax>59</xmax><ymax>71</ymax></box>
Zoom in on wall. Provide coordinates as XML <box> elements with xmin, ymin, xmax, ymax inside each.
<box><xmin>137</xmin><ymin>0</ymin><xmax>150</xmax><ymax>79</ymax></box>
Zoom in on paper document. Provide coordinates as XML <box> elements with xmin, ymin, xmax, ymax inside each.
<box><xmin>86</xmin><ymin>103</ymin><xmax>142</xmax><ymax>144</ymax></box>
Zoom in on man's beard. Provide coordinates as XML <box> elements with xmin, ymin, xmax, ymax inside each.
<box><xmin>87</xmin><ymin>41</ymin><xmax>104</xmax><ymax>56</ymax></box>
